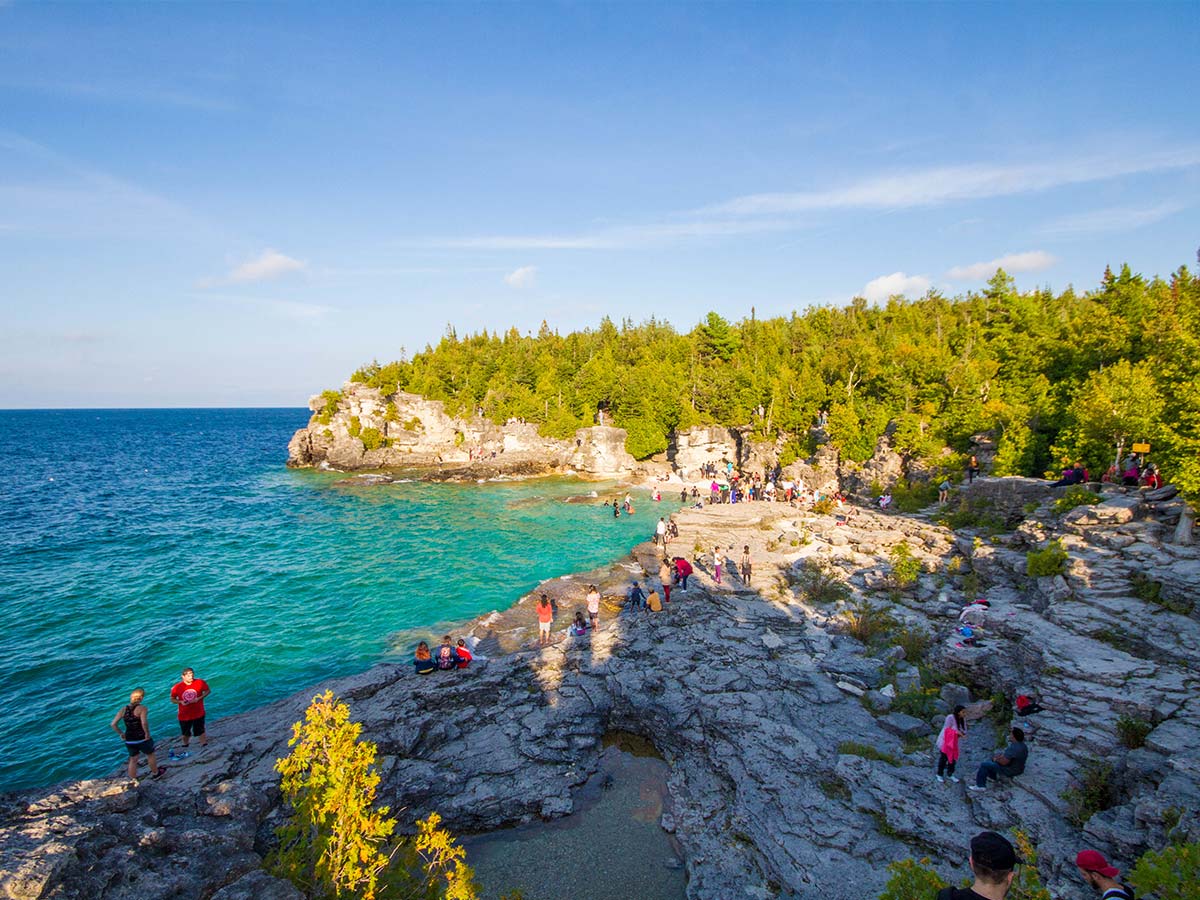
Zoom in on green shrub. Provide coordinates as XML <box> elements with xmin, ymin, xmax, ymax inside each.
<box><xmin>812</xmin><ymin>496</ymin><xmax>836</xmax><ymax>515</ymax></box>
<box><xmin>360</xmin><ymin>427</ymin><xmax>384</xmax><ymax>452</ymax></box>
<box><xmin>892</xmin><ymin>625</ymin><xmax>934</xmax><ymax>664</ymax></box>
<box><xmin>1130</xmin><ymin>841</ymin><xmax>1200</xmax><ymax>900</ymax></box>
<box><xmin>384</xmin><ymin>401</ymin><xmax>400</xmax><ymax>423</ymax></box>
<box><xmin>315</xmin><ymin>389</ymin><xmax>342</xmax><ymax>425</ymax></box>
<box><xmin>791</xmin><ymin>558</ymin><xmax>851</xmax><ymax>605</ymax></box>
<box><xmin>1023</xmin><ymin>501</ymin><xmax>1040</xmax><ymax>514</ymax></box>
<box><xmin>891</xmin><ymin>480</ymin><xmax>939</xmax><ymax>513</ymax></box>
<box><xmin>1026</xmin><ymin>540</ymin><xmax>1068</xmax><ymax>577</ymax></box>
<box><xmin>838</xmin><ymin>741</ymin><xmax>901</xmax><ymax>766</ymax></box>
<box><xmin>348</xmin><ymin>415</ymin><xmax>362</xmax><ymax>438</ymax></box>
<box><xmin>889</xmin><ymin>542</ymin><xmax>921</xmax><ymax>588</ymax></box>
<box><xmin>403</xmin><ymin>416</ymin><xmax>423</xmax><ymax>432</ymax></box>
<box><xmin>1062</xmin><ymin>759</ymin><xmax>1119</xmax><ymax>827</ymax></box>
<box><xmin>937</xmin><ymin>502</ymin><xmax>1006</xmax><ymax>534</ymax></box>
<box><xmin>891</xmin><ymin>688</ymin><xmax>939</xmax><ymax>720</ymax></box>
<box><xmin>1116</xmin><ymin>714</ymin><xmax>1153</xmax><ymax>749</ymax></box>
<box><xmin>1052</xmin><ymin>485</ymin><xmax>1099</xmax><ymax>515</ymax></box>
<box><xmin>841</xmin><ymin>599</ymin><xmax>897</xmax><ymax>646</ymax></box>
<box><xmin>817</xmin><ymin>777</ymin><xmax>851</xmax><ymax>802</ymax></box>
<box><xmin>878</xmin><ymin>859</ymin><xmax>947</xmax><ymax>900</ymax></box>
<box><xmin>1131</xmin><ymin>572</ymin><xmax>1194</xmax><ymax>614</ymax></box>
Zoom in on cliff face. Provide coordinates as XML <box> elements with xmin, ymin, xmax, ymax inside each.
<box><xmin>286</xmin><ymin>383</ymin><xmax>636</xmax><ymax>477</ymax></box>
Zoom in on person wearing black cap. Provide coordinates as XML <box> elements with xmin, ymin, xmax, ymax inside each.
<box><xmin>1076</xmin><ymin>850</ymin><xmax>1133</xmax><ymax>900</ymax></box>
<box><xmin>936</xmin><ymin>831</ymin><xmax>1018</xmax><ymax>900</ymax></box>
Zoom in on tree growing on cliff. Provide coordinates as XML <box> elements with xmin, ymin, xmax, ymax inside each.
<box><xmin>269</xmin><ymin>690</ymin><xmax>478</xmax><ymax>900</ymax></box>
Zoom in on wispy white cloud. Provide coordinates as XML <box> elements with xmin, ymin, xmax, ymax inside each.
<box><xmin>0</xmin><ymin>77</ymin><xmax>236</xmax><ymax>112</ymax></box>
<box><xmin>0</xmin><ymin>130</ymin><xmax>202</xmax><ymax>238</ymax></box>
<box><xmin>861</xmin><ymin>272</ymin><xmax>931</xmax><ymax>303</ymax></box>
<box><xmin>197</xmin><ymin>291</ymin><xmax>335</xmax><ymax>320</ymax></box>
<box><xmin>707</xmin><ymin>148</ymin><xmax>1200</xmax><ymax>216</ymax></box>
<box><xmin>1037</xmin><ymin>201</ymin><xmax>1186</xmax><ymax>237</ymax></box>
<box><xmin>423</xmin><ymin>217</ymin><xmax>798</xmax><ymax>251</ymax></box>
<box><xmin>414</xmin><ymin>146</ymin><xmax>1200</xmax><ymax>254</ymax></box>
<box><xmin>945</xmin><ymin>250</ymin><xmax>1057</xmax><ymax>281</ymax></box>
<box><xmin>201</xmin><ymin>249</ymin><xmax>307</xmax><ymax>287</ymax></box>
<box><xmin>503</xmin><ymin>265</ymin><xmax>538</xmax><ymax>288</ymax></box>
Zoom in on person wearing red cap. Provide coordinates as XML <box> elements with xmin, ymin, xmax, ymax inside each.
<box><xmin>1076</xmin><ymin>850</ymin><xmax>1133</xmax><ymax>900</ymax></box>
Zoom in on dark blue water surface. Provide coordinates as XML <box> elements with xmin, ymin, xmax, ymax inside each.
<box><xmin>0</xmin><ymin>409</ymin><xmax>646</xmax><ymax>791</ymax></box>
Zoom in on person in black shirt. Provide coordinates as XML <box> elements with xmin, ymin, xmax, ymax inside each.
<box><xmin>937</xmin><ymin>831</ymin><xmax>1018</xmax><ymax>900</ymax></box>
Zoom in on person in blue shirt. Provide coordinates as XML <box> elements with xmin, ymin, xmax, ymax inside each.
<box><xmin>413</xmin><ymin>641</ymin><xmax>436</xmax><ymax>675</ymax></box>
<box><xmin>627</xmin><ymin>580</ymin><xmax>646</xmax><ymax>612</ymax></box>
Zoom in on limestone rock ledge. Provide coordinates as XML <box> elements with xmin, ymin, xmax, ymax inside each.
<box><xmin>5</xmin><ymin>488</ymin><xmax>1198</xmax><ymax>900</ymax></box>
<box><xmin>287</xmin><ymin>382</ymin><xmax>636</xmax><ymax>478</ymax></box>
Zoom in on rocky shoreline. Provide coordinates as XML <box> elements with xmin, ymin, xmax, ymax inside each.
<box><xmin>3</xmin><ymin>478</ymin><xmax>1198</xmax><ymax>900</ymax></box>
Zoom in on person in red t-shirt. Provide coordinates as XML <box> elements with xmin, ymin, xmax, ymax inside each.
<box><xmin>170</xmin><ymin>667</ymin><xmax>211</xmax><ymax>748</ymax></box>
<box><xmin>455</xmin><ymin>638</ymin><xmax>473</xmax><ymax>669</ymax></box>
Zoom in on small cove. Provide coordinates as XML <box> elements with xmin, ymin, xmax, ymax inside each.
<box><xmin>464</xmin><ymin>732</ymin><xmax>686</xmax><ymax>900</ymax></box>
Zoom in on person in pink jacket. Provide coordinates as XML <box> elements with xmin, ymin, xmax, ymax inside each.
<box><xmin>936</xmin><ymin>704</ymin><xmax>967</xmax><ymax>783</ymax></box>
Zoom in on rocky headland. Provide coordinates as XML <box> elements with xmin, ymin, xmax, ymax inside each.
<box><xmin>3</xmin><ymin>474</ymin><xmax>1197</xmax><ymax>900</ymax></box>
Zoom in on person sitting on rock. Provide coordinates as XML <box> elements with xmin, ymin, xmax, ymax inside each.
<box><xmin>455</xmin><ymin>638</ymin><xmax>473</xmax><ymax>669</ymax></box>
<box><xmin>969</xmin><ymin>727</ymin><xmax>1028</xmax><ymax>791</ymax></box>
<box><xmin>436</xmin><ymin>635</ymin><xmax>457</xmax><ymax>670</ymax></box>
<box><xmin>1075</xmin><ymin>849</ymin><xmax>1134</xmax><ymax>900</ymax></box>
<box><xmin>878</xmin><ymin>491</ymin><xmax>893</xmax><ymax>510</ymax></box>
<box><xmin>937</xmin><ymin>831</ymin><xmax>1018</xmax><ymax>900</ymax></box>
<box><xmin>1141</xmin><ymin>464</ymin><xmax>1162</xmax><ymax>490</ymax></box>
<box><xmin>571</xmin><ymin>611</ymin><xmax>589</xmax><ymax>635</ymax></box>
<box><xmin>646</xmin><ymin>587</ymin><xmax>663</xmax><ymax>613</ymax></box>
<box><xmin>413</xmin><ymin>641</ymin><xmax>436</xmax><ymax>675</ymax></box>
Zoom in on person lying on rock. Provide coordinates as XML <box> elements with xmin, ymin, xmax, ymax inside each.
<box><xmin>969</xmin><ymin>727</ymin><xmax>1028</xmax><ymax>792</ymax></box>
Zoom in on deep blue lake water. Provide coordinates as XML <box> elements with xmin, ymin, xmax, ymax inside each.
<box><xmin>0</xmin><ymin>409</ymin><xmax>652</xmax><ymax>791</ymax></box>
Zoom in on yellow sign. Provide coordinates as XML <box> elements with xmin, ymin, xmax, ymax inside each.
<box><xmin>1132</xmin><ymin>442</ymin><xmax>1151</xmax><ymax>453</ymax></box>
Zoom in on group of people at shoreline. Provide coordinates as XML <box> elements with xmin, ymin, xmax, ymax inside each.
<box><xmin>414</xmin><ymin>634</ymin><xmax>474</xmax><ymax>673</ymax></box>
<box><xmin>110</xmin><ymin>667</ymin><xmax>210</xmax><ymax>780</ymax></box>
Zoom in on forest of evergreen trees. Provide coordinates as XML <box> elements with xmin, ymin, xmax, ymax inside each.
<box><xmin>346</xmin><ymin>260</ymin><xmax>1200</xmax><ymax>496</ymax></box>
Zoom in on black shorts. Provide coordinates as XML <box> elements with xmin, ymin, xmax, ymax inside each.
<box><xmin>125</xmin><ymin>738</ymin><xmax>155</xmax><ymax>757</ymax></box>
<box><xmin>180</xmin><ymin>716</ymin><xmax>206</xmax><ymax>737</ymax></box>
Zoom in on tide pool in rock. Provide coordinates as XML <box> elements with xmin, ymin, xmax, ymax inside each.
<box><xmin>464</xmin><ymin>732</ymin><xmax>686</xmax><ymax>900</ymax></box>
<box><xmin>0</xmin><ymin>409</ymin><xmax>673</xmax><ymax>792</ymax></box>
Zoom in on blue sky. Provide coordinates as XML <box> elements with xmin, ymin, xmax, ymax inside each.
<box><xmin>1</xmin><ymin>2</ymin><xmax>1197</xmax><ymax>408</ymax></box>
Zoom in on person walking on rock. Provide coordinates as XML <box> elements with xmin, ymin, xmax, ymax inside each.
<box><xmin>536</xmin><ymin>594</ymin><xmax>554</xmax><ymax>645</ymax></box>
<box><xmin>1075</xmin><ymin>850</ymin><xmax>1134</xmax><ymax>900</ymax></box>
<box><xmin>712</xmin><ymin>546</ymin><xmax>723</xmax><ymax>584</ymax></box>
<box><xmin>655</xmin><ymin>517</ymin><xmax>666</xmax><ymax>545</ymax></box>
<box><xmin>936</xmin><ymin>831</ymin><xmax>1018</xmax><ymax>900</ymax></box>
<box><xmin>170</xmin><ymin>667</ymin><xmax>210</xmax><ymax>750</ymax></box>
<box><xmin>969</xmin><ymin>727</ymin><xmax>1028</xmax><ymax>791</ymax></box>
<box><xmin>967</xmin><ymin>455</ymin><xmax>980</xmax><ymax>484</ymax></box>
<box><xmin>935</xmin><ymin>705</ymin><xmax>966</xmax><ymax>783</ymax></box>
<box><xmin>111</xmin><ymin>687</ymin><xmax>165</xmax><ymax>780</ymax></box>
<box><xmin>740</xmin><ymin>545</ymin><xmax>752</xmax><ymax>585</ymax></box>
<box><xmin>586</xmin><ymin>585</ymin><xmax>601</xmax><ymax>629</ymax></box>
<box><xmin>674</xmin><ymin>557</ymin><xmax>692</xmax><ymax>591</ymax></box>
<box><xmin>659</xmin><ymin>558</ymin><xmax>673</xmax><ymax>603</ymax></box>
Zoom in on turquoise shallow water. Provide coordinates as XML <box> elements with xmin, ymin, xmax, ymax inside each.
<box><xmin>0</xmin><ymin>409</ymin><xmax>659</xmax><ymax>792</ymax></box>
